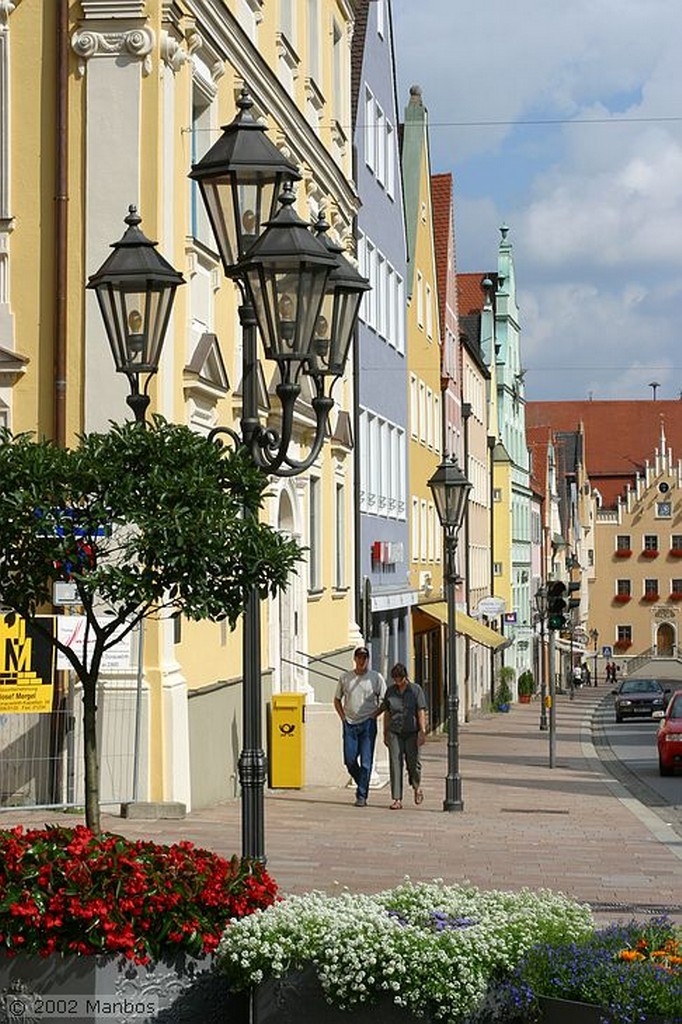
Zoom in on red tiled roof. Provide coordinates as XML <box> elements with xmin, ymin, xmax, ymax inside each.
<box><xmin>457</xmin><ymin>273</ymin><xmax>493</xmax><ymax>317</ymax></box>
<box><xmin>526</xmin><ymin>400</ymin><xmax>682</xmax><ymax>507</ymax></box>
<box><xmin>431</xmin><ymin>174</ymin><xmax>453</xmax><ymax>338</ymax></box>
<box><xmin>526</xmin><ymin>425</ymin><xmax>552</xmax><ymax>501</ymax></box>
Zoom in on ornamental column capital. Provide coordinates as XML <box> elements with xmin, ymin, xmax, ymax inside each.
<box><xmin>71</xmin><ymin>19</ymin><xmax>155</xmax><ymax>77</ymax></box>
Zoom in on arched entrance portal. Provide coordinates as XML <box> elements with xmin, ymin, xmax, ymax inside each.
<box><xmin>656</xmin><ymin>622</ymin><xmax>675</xmax><ymax>657</ymax></box>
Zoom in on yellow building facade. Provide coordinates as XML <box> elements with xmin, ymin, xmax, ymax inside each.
<box><xmin>3</xmin><ymin>0</ymin><xmax>362</xmax><ymax>810</ymax></box>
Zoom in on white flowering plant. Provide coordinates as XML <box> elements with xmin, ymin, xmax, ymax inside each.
<box><xmin>217</xmin><ymin>880</ymin><xmax>594</xmax><ymax>1022</ymax></box>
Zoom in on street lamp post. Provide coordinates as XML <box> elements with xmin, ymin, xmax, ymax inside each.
<box><xmin>190</xmin><ymin>89</ymin><xmax>368</xmax><ymax>862</ymax></box>
<box><xmin>428</xmin><ymin>456</ymin><xmax>472</xmax><ymax>812</ymax></box>
<box><xmin>534</xmin><ymin>587</ymin><xmax>549</xmax><ymax>730</ymax></box>
<box><xmin>590</xmin><ymin>628</ymin><xmax>599</xmax><ymax>686</ymax></box>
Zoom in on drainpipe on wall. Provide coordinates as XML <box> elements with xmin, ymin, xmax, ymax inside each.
<box><xmin>54</xmin><ymin>0</ymin><xmax>69</xmax><ymax>446</ymax></box>
<box><xmin>462</xmin><ymin>402</ymin><xmax>472</xmax><ymax>719</ymax></box>
<box><xmin>487</xmin><ymin>434</ymin><xmax>497</xmax><ymax>701</ymax></box>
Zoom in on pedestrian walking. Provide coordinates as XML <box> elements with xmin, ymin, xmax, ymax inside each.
<box><xmin>581</xmin><ymin>663</ymin><xmax>591</xmax><ymax>687</ymax></box>
<box><xmin>382</xmin><ymin>663</ymin><xmax>427</xmax><ymax>810</ymax></box>
<box><xmin>334</xmin><ymin>646</ymin><xmax>386</xmax><ymax>807</ymax></box>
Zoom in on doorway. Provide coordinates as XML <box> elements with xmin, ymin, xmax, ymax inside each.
<box><xmin>656</xmin><ymin>622</ymin><xmax>675</xmax><ymax>657</ymax></box>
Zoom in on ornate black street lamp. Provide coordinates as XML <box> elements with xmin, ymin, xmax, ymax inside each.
<box><xmin>190</xmin><ymin>89</ymin><xmax>367</xmax><ymax>861</ymax></box>
<box><xmin>534</xmin><ymin>587</ymin><xmax>549</xmax><ymax>731</ymax></box>
<box><xmin>428</xmin><ymin>456</ymin><xmax>472</xmax><ymax>812</ymax></box>
<box><xmin>590</xmin><ymin>627</ymin><xmax>599</xmax><ymax>686</ymax></box>
<box><xmin>87</xmin><ymin>206</ymin><xmax>185</xmax><ymax>423</ymax></box>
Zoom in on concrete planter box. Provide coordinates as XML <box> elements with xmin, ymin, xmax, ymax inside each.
<box><xmin>539</xmin><ymin>995</ymin><xmax>668</xmax><ymax>1024</ymax></box>
<box><xmin>250</xmin><ymin>967</ymin><xmax>424</xmax><ymax>1024</ymax></box>
<box><xmin>0</xmin><ymin>952</ymin><xmax>239</xmax><ymax>1023</ymax></box>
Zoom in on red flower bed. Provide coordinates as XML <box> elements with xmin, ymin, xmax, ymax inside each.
<box><xmin>614</xmin><ymin>549</ymin><xmax>632</xmax><ymax>558</ymax></box>
<box><xmin>614</xmin><ymin>640</ymin><xmax>632</xmax><ymax>650</ymax></box>
<box><xmin>669</xmin><ymin>548</ymin><xmax>682</xmax><ymax>557</ymax></box>
<box><xmin>641</xmin><ymin>549</ymin><xmax>659</xmax><ymax>558</ymax></box>
<box><xmin>641</xmin><ymin>593</ymin><xmax>659</xmax><ymax>602</ymax></box>
<box><xmin>613</xmin><ymin>594</ymin><xmax>631</xmax><ymax>603</ymax></box>
<box><xmin>670</xmin><ymin>592</ymin><xmax>682</xmax><ymax>600</ymax></box>
<box><xmin>0</xmin><ymin>825</ymin><xmax>277</xmax><ymax>964</ymax></box>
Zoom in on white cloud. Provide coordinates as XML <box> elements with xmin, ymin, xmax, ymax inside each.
<box><xmin>392</xmin><ymin>0</ymin><xmax>682</xmax><ymax>399</ymax></box>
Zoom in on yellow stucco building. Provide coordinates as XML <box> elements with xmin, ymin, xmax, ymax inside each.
<box><xmin>2</xmin><ymin>0</ymin><xmax>363</xmax><ymax>810</ymax></box>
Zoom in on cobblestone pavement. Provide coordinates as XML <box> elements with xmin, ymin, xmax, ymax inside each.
<box><xmin>2</xmin><ymin>683</ymin><xmax>681</xmax><ymax>924</ymax></box>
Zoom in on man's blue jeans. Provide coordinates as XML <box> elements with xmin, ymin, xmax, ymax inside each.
<box><xmin>342</xmin><ymin>718</ymin><xmax>377</xmax><ymax>801</ymax></box>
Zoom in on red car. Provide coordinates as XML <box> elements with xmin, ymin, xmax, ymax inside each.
<box><xmin>655</xmin><ymin>689</ymin><xmax>682</xmax><ymax>776</ymax></box>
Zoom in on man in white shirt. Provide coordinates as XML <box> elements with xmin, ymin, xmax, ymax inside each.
<box><xmin>334</xmin><ymin>646</ymin><xmax>386</xmax><ymax>807</ymax></box>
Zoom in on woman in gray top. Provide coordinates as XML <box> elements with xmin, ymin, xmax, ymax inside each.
<box><xmin>382</xmin><ymin>663</ymin><xmax>427</xmax><ymax>810</ymax></box>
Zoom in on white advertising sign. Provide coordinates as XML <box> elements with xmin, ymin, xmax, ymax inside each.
<box><xmin>476</xmin><ymin>597</ymin><xmax>506</xmax><ymax>617</ymax></box>
<box><xmin>57</xmin><ymin>616</ymin><xmax>133</xmax><ymax>672</ymax></box>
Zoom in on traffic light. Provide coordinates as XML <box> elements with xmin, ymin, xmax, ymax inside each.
<box><xmin>567</xmin><ymin>580</ymin><xmax>580</xmax><ymax>610</ymax></box>
<box><xmin>547</xmin><ymin>581</ymin><xmax>567</xmax><ymax>630</ymax></box>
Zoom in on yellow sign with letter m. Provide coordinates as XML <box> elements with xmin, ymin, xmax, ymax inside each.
<box><xmin>0</xmin><ymin>616</ymin><xmax>55</xmax><ymax>713</ymax></box>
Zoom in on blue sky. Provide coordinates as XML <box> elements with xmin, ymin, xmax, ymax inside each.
<box><xmin>391</xmin><ymin>1</ymin><xmax>682</xmax><ymax>401</ymax></box>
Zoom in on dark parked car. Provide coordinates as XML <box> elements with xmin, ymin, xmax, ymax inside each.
<box><xmin>654</xmin><ymin>689</ymin><xmax>682</xmax><ymax>776</ymax></box>
<box><xmin>612</xmin><ymin>678</ymin><xmax>671</xmax><ymax>722</ymax></box>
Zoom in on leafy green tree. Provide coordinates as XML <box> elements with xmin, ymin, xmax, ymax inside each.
<box><xmin>0</xmin><ymin>418</ymin><xmax>302</xmax><ymax>832</ymax></box>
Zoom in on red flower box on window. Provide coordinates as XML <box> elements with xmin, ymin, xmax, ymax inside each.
<box><xmin>670</xmin><ymin>592</ymin><xmax>682</xmax><ymax>601</ymax></box>
<box><xmin>670</xmin><ymin>548</ymin><xmax>682</xmax><ymax>557</ymax></box>
<box><xmin>641</xmin><ymin>549</ymin><xmax>659</xmax><ymax>558</ymax></box>
<box><xmin>642</xmin><ymin>593</ymin><xmax>659</xmax><ymax>602</ymax></box>
<box><xmin>614</xmin><ymin>639</ymin><xmax>632</xmax><ymax>650</ymax></box>
<box><xmin>614</xmin><ymin>549</ymin><xmax>632</xmax><ymax>558</ymax></box>
<box><xmin>613</xmin><ymin>594</ymin><xmax>631</xmax><ymax>603</ymax></box>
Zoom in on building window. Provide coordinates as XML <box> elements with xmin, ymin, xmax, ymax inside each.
<box><xmin>656</xmin><ymin>501</ymin><xmax>672</xmax><ymax>518</ymax></box>
<box><xmin>364</xmin><ymin>87</ymin><xmax>374</xmax><ymax>171</ymax></box>
<box><xmin>416</xmin><ymin>271</ymin><xmax>424</xmax><ymax>328</ymax></box>
<box><xmin>671</xmin><ymin>578</ymin><xmax>682</xmax><ymax>596</ymax></box>
<box><xmin>411</xmin><ymin>497</ymin><xmax>419</xmax><ymax>559</ymax></box>
<box><xmin>335</xmin><ymin>482</ymin><xmax>345</xmax><ymax>588</ymax></box>
<box><xmin>420</xmin><ymin>500</ymin><xmax>427</xmax><ymax>562</ymax></box>
<box><xmin>377</xmin><ymin>0</ymin><xmax>385</xmax><ymax>37</ymax></box>
<box><xmin>425</xmin><ymin>283</ymin><xmax>433</xmax><ymax>339</ymax></box>
<box><xmin>308</xmin><ymin>0</ymin><xmax>321</xmax><ymax>86</ymax></box>
<box><xmin>616</xmin><ymin>534</ymin><xmax>631</xmax><ymax>551</ymax></box>
<box><xmin>493</xmin><ymin>488</ymin><xmax>502</xmax><ymax>502</ymax></box>
<box><xmin>643</xmin><ymin>578</ymin><xmax>659</xmax><ymax>600</ymax></box>
<box><xmin>638</xmin><ymin>532</ymin><xmax>655</xmax><ymax>557</ymax></box>
<box><xmin>616</xmin><ymin>625</ymin><xmax>632</xmax><ymax>644</ymax></box>
<box><xmin>493</xmin><ymin>562</ymin><xmax>502</xmax><ymax>576</ymax></box>
<box><xmin>672</xmin><ymin>534</ymin><xmax>682</xmax><ymax>553</ymax></box>
<box><xmin>616</xmin><ymin>579</ymin><xmax>631</xmax><ymax>596</ymax></box>
<box><xmin>386</xmin><ymin>121</ymin><xmax>395</xmax><ymax>197</ymax></box>
<box><xmin>309</xmin><ymin>476</ymin><xmax>321</xmax><ymax>591</ymax></box>
<box><xmin>190</xmin><ymin>88</ymin><xmax>214</xmax><ymax>247</ymax></box>
<box><xmin>409</xmin><ymin>375</ymin><xmax>418</xmax><ymax>438</ymax></box>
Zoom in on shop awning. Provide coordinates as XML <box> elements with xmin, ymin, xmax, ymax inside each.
<box><xmin>415</xmin><ymin>602</ymin><xmax>508</xmax><ymax>651</ymax></box>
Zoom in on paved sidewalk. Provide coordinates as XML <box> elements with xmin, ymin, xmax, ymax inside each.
<box><xmin>2</xmin><ymin>683</ymin><xmax>681</xmax><ymax>924</ymax></box>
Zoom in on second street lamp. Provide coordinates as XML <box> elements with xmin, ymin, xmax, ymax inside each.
<box><xmin>87</xmin><ymin>206</ymin><xmax>185</xmax><ymax>424</ymax></box>
<box><xmin>191</xmin><ymin>89</ymin><xmax>368</xmax><ymax>861</ymax></box>
<box><xmin>428</xmin><ymin>456</ymin><xmax>472</xmax><ymax>812</ymax></box>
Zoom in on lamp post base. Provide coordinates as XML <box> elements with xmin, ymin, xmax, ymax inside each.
<box><xmin>443</xmin><ymin>797</ymin><xmax>464</xmax><ymax>813</ymax></box>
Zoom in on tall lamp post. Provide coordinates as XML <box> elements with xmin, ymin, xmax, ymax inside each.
<box><xmin>590</xmin><ymin>628</ymin><xmax>599</xmax><ymax>686</ymax></box>
<box><xmin>428</xmin><ymin>456</ymin><xmax>472</xmax><ymax>812</ymax></box>
<box><xmin>189</xmin><ymin>89</ymin><xmax>368</xmax><ymax>862</ymax></box>
<box><xmin>534</xmin><ymin>587</ymin><xmax>549</xmax><ymax>731</ymax></box>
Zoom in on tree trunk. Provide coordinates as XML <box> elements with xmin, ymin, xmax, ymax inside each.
<box><xmin>82</xmin><ymin>677</ymin><xmax>100</xmax><ymax>833</ymax></box>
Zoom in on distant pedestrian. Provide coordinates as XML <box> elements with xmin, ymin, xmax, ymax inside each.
<box><xmin>334</xmin><ymin>646</ymin><xmax>386</xmax><ymax>808</ymax></box>
<box><xmin>581</xmin><ymin>663</ymin><xmax>591</xmax><ymax>687</ymax></box>
<box><xmin>605</xmin><ymin>661</ymin><xmax>616</xmax><ymax>684</ymax></box>
<box><xmin>382</xmin><ymin>663</ymin><xmax>427</xmax><ymax>810</ymax></box>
